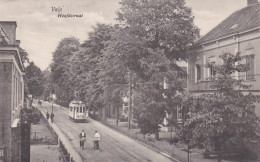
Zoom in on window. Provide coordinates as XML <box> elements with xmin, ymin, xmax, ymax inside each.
<box><xmin>77</xmin><ymin>107</ymin><xmax>79</xmax><ymax>113</ymax></box>
<box><xmin>177</xmin><ymin>106</ymin><xmax>182</xmax><ymax>123</ymax></box>
<box><xmin>209</xmin><ymin>62</ymin><xmax>216</xmax><ymax>77</ymax></box>
<box><xmin>246</xmin><ymin>55</ymin><xmax>255</xmax><ymax>80</ymax></box>
<box><xmin>0</xmin><ymin>149</ymin><xmax>4</xmax><ymax>156</ymax></box>
<box><xmin>206</xmin><ymin>56</ymin><xmax>220</xmax><ymax>79</ymax></box>
<box><xmin>195</xmin><ymin>64</ymin><xmax>201</xmax><ymax>82</ymax></box>
<box><xmin>0</xmin><ymin>147</ymin><xmax>5</xmax><ymax>161</ymax></box>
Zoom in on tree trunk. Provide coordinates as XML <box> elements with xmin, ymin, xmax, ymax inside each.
<box><xmin>98</xmin><ymin>107</ymin><xmax>102</xmax><ymax>120</ymax></box>
<box><xmin>170</xmin><ymin>122</ymin><xmax>173</xmax><ymax>142</ymax></box>
<box><xmin>215</xmin><ymin>139</ymin><xmax>222</xmax><ymax>162</ymax></box>
<box><xmin>217</xmin><ymin>149</ymin><xmax>222</xmax><ymax>162</ymax></box>
<box><xmin>155</xmin><ymin>125</ymin><xmax>159</xmax><ymax>141</ymax></box>
<box><xmin>116</xmin><ymin>107</ymin><xmax>119</xmax><ymax>126</ymax></box>
<box><xmin>93</xmin><ymin>106</ymin><xmax>96</xmax><ymax>115</ymax></box>
<box><xmin>102</xmin><ymin>106</ymin><xmax>107</xmax><ymax>121</ymax></box>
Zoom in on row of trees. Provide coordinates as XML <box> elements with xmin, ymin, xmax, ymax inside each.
<box><xmin>48</xmin><ymin>0</ymin><xmax>259</xmax><ymax>160</ymax></box>
<box><xmin>50</xmin><ymin>0</ymin><xmax>198</xmax><ymax>132</ymax></box>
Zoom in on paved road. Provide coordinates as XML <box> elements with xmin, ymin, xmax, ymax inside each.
<box><xmin>36</xmin><ymin>101</ymin><xmax>173</xmax><ymax>162</ymax></box>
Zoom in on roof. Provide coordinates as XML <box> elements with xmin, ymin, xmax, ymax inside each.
<box><xmin>196</xmin><ymin>2</ymin><xmax>260</xmax><ymax>45</ymax></box>
<box><xmin>69</xmin><ymin>100</ymin><xmax>86</xmax><ymax>107</ymax></box>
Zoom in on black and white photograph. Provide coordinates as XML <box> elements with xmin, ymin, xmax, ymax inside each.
<box><xmin>0</xmin><ymin>0</ymin><xmax>260</xmax><ymax>161</ymax></box>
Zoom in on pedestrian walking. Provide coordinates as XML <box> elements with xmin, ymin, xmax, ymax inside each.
<box><xmin>94</xmin><ymin>131</ymin><xmax>100</xmax><ymax>149</ymax></box>
<box><xmin>46</xmin><ymin>112</ymin><xmax>49</xmax><ymax>120</ymax></box>
<box><xmin>50</xmin><ymin>112</ymin><xmax>54</xmax><ymax>123</ymax></box>
<box><xmin>79</xmin><ymin>130</ymin><xmax>86</xmax><ymax>150</ymax></box>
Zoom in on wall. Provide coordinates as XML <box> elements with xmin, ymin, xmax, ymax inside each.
<box><xmin>0</xmin><ymin>62</ymin><xmax>12</xmax><ymax>161</ymax></box>
<box><xmin>189</xmin><ymin>29</ymin><xmax>260</xmax><ymax>92</ymax></box>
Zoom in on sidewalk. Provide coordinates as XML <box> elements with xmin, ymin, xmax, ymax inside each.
<box><xmin>30</xmin><ymin>107</ymin><xmax>61</xmax><ymax>162</ymax></box>
<box><xmin>36</xmin><ymin>103</ymin><xmax>83</xmax><ymax>162</ymax></box>
<box><xmin>31</xmin><ymin>145</ymin><xmax>61</xmax><ymax>162</ymax></box>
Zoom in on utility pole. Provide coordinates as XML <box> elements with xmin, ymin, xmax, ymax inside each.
<box><xmin>51</xmin><ymin>97</ymin><xmax>53</xmax><ymax>113</ymax></box>
<box><xmin>128</xmin><ymin>70</ymin><xmax>132</xmax><ymax>130</ymax></box>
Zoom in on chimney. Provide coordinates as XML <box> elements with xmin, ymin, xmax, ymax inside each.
<box><xmin>0</xmin><ymin>21</ymin><xmax>17</xmax><ymax>45</ymax></box>
<box><xmin>248</xmin><ymin>0</ymin><xmax>258</xmax><ymax>6</ymax></box>
<box><xmin>15</xmin><ymin>40</ymin><xmax>20</xmax><ymax>47</ymax></box>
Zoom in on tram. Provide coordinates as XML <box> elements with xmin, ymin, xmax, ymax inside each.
<box><xmin>69</xmin><ymin>100</ymin><xmax>89</xmax><ymax>122</ymax></box>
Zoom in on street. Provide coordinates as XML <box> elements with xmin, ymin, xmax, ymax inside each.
<box><xmin>36</xmin><ymin>101</ymin><xmax>173</xmax><ymax>162</ymax></box>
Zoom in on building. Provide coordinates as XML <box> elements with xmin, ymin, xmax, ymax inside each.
<box><xmin>188</xmin><ymin>0</ymin><xmax>260</xmax><ymax>158</ymax></box>
<box><xmin>188</xmin><ymin>0</ymin><xmax>260</xmax><ymax>115</ymax></box>
<box><xmin>0</xmin><ymin>21</ymin><xmax>25</xmax><ymax>162</ymax></box>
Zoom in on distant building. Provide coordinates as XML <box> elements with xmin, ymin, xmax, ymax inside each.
<box><xmin>162</xmin><ymin>67</ymin><xmax>187</xmax><ymax>132</ymax></box>
<box><xmin>0</xmin><ymin>21</ymin><xmax>25</xmax><ymax>162</ymax></box>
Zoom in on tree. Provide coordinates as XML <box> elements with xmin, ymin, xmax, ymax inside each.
<box><xmin>42</xmin><ymin>68</ymin><xmax>52</xmax><ymax>101</ymax></box>
<box><xmin>182</xmin><ymin>52</ymin><xmax>260</xmax><ymax>161</ymax></box>
<box><xmin>116</xmin><ymin>0</ymin><xmax>199</xmax><ymax>61</ymax></box>
<box><xmin>25</xmin><ymin>62</ymin><xmax>44</xmax><ymax>97</ymax></box>
<box><xmin>68</xmin><ymin>24</ymin><xmax>117</xmax><ymax>118</ymax></box>
<box><xmin>50</xmin><ymin>37</ymin><xmax>80</xmax><ymax>103</ymax></box>
<box><xmin>102</xmin><ymin>0</ymin><xmax>198</xmax><ymax>139</ymax></box>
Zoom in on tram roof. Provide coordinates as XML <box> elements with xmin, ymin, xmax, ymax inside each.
<box><xmin>69</xmin><ymin>100</ymin><xmax>86</xmax><ymax>107</ymax></box>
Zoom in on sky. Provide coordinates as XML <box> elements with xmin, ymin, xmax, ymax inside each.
<box><xmin>0</xmin><ymin>0</ymin><xmax>247</xmax><ymax>70</ymax></box>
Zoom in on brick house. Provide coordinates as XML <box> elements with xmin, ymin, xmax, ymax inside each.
<box><xmin>188</xmin><ymin>0</ymin><xmax>260</xmax><ymax>115</ymax></box>
<box><xmin>0</xmin><ymin>21</ymin><xmax>25</xmax><ymax>162</ymax></box>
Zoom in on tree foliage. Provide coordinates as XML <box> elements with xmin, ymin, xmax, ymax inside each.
<box><xmin>182</xmin><ymin>52</ymin><xmax>260</xmax><ymax>160</ymax></box>
<box><xmin>50</xmin><ymin>37</ymin><xmax>80</xmax><ymax>101</ymax></box>
<box><xmin>25</xmin><ymin>62</ymin><xmax>44</xmax><ymax>97</ymax></box>
<box><xmin>117</xmin><ymin>0</ymin><xmax>199</xmax><ymax>61</ymax></box>
<box><xmin>69</xmin><ymin>24</ymin><xmax>117</xmax><ymax>113</ymax></box>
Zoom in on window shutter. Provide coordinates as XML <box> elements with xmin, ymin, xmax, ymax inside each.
<box><xmin>239</xmin><ymin>57</ymin><xmax>246</xmax><ymax>80</ymax></box>
<box><xmin>250</xmin><ymin>56</ymin><xmax>255</xmax><ymax>79</ymax></box>
<box><xmin>246</xmin><ymin>56</ymin><xmax>255</xmax><ymax>80</ymax></box>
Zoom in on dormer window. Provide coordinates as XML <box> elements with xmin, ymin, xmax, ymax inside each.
<box><xmin>230</xmin><ymin>24</ymin><xmax>238</xmax><ymax>30</ymax></box>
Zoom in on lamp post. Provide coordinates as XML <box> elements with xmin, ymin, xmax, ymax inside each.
<box><xmin>51</xmin><ymin>99</ymin><xmax>53</xmax><ymax>113</ymax></box>
<box><xmin>128</xmin><ymin>70</ymin><xmax>132</xmax><ymax>130</ymax></box>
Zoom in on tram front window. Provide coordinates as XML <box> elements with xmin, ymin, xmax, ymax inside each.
<box><xmin>77</xmin><ymin>107</ymin><xmax>79</xmax><ymax>113</ymax></box>
<box><xmin>80</xmin><ymin>107</ymin><xmax>82</xmax><ymax>113</ymax></box>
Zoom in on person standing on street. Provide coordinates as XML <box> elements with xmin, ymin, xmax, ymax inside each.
<box><xmin>94</xmin><ymin>131</ymin><xmax>100</xmax><ymax>149</ymax></box>
<box><xmin>50</xmin><ymin>112</ymin><xmax>54</xmax><ymax>123</ymax></box>
<box><xmin>46</xmin><ymin>112</ymin><xmax>49</xmax><ymax>120</ymax></box>
<box><xmin>79</xmin><ymin>130</ymin><xmax>86</xmax><ymax>150</ymax></box>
